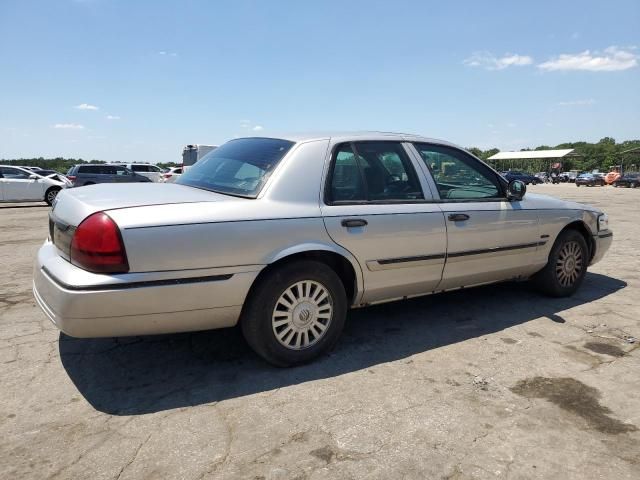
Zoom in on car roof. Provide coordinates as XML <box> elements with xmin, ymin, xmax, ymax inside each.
<box><xmin>232</xmin><ymin>131</ymin><xmax>461</xmax><ymax>148</ymax></box>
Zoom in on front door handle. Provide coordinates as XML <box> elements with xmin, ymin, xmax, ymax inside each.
<box><xmin>448</xmin><ymin>213</ymin><xmax>470</xmax><ymax>222</ymax></box>
<box><xmin>341</xmin><ymin>218</ymin><xmax>368</xmax><ymax>228</ymax></box>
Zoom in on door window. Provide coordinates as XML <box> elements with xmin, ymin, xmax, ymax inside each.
<box><xmin>328</xmin><ymin>142</ymin><xmax>424</xmax><ymax>203</ymax></box>
<box><xmin>329</xmin><ymin>144</ymin><xmax>366</xmax><ymax>202</ymax></box>
<box><xmin>0</xmin><ymin>167</ymin><xmax>30</xmax><ymax>179</ymax></box>
<box><xmin>114</xmin><ymin>166</ymin><xmax>130</xmax><ymax>176</ymax></box>
<box><xmin>413</xmin><ymin>143</ymin><xmax>502</xmax><ymax>200</ymax></box>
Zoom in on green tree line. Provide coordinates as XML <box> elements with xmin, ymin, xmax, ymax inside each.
<box><xmin>3</xmin><ymin>137</ymin><xmax>639</xmax><ymax>174</ymax></box>
<box><xmin>468</xmin><ymin>137</ymin><xmax>640</xmax><ymax>173</ymax></box>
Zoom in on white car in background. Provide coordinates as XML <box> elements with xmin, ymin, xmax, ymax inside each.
<box><xmin>0</xmin><ymin>165</ymin><xmax>69</xmax><ymax>205</ymax></box>
<box><xmin>122</xmin><ymin>163</ymin><xmax>164</xmax><ymax>183</ymax></box>
<box><xmin>161</xmin><ymin>166</ymin><xmax>182</xmax><ymax>183</ymax></box>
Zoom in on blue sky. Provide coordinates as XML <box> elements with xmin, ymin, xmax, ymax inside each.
<box><xmin>1</xmin><ymin>0</ymin><xmax>639</xmax><ymax>163</ymax></box>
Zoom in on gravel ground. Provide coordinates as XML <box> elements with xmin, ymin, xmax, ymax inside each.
<box><xmin>1</xmin><ymin>183</ymin><xmax>638</xmax><ymax>479</ymax></box>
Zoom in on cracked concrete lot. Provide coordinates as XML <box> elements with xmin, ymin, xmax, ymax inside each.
<box><xmin>1</xmin><ymin>184</ymin><xmax>639</xmax><ymax>479</ymax></box>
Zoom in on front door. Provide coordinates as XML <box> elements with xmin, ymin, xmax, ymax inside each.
<box><xmin>410</xmin><ymin>143</ymin><xmax>541</xmax><ymax>290</ymax></box>
<box><xmin>321</xmin><ymin>141</ymin><xmax>447</xmax><ymax>304</ymax></box>
<box><xmin>0</xmin><ymin>167</ymin><xmax>44</xmax><ymax>201</ymax></box>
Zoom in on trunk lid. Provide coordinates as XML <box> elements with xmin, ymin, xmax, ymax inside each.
<box><xmin>51</xmin><ymin>183</ymin><xmax>228</xmax><ymax>226</ymax></box>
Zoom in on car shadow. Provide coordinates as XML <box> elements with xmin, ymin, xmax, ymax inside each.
<box><xmin>59</xmin><ymin>272</ymin><xmax>626</xmax><ymax>415</ymax></box>
<box><xmin>0</xmin><ymin>203</ymin><xmax>49</xmax><ymax>209</ymax></box>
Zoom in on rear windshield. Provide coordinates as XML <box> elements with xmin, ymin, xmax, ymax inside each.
<box><xmin>177</xmin><ymin>138</ymin><xmax>294</xmax><ymax>197</ymax></box>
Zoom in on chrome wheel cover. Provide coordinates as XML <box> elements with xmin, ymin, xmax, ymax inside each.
<box><xmin>47</xmin><ymin>190</ymin><xmax>58</xmax><ymax>203</ymax></box>
<box><xmin>556</xmin><ymin>240</ymin><xmax>583</xmax><ymax>287</ymax></box>
<box><xmin>272</xmin><ymin>280</ymin><xmax>333</xmax><ymax>350</ymax></box>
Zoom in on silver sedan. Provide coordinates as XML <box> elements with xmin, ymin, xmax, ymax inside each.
<box><xmin>34</xmin><ymin>132</ymin><xmax>613</xmax><ymax>365</ymax></box>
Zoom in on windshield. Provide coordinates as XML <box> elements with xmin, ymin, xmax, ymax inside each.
<box><xmin>177</xmin><ymin>138</ymin><xmax>294</xmax><ymax>197</ymax></box>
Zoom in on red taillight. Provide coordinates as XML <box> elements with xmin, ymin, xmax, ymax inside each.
<box><xmin>70</xmin><ymin>212</ymin><xmax>129</xmax><ymax>273</ymax></box>
<box><xmin>162</xmin><ymin>173</ymin><xmax>172</xmax><ymax>178</ymax></box>
<box><xmin>67</xmin><ymin>175</ymin><xmax>76</xmax><ymax>182</ymax></box>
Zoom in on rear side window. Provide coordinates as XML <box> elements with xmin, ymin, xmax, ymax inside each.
<box><xmin>327</xmin><ymin>142</ymin><xmax>424</xmax><ymax>203</ymax></box>
<box><xmin>330</xmin><ymin>144</ymin><xmax>366</xmax><ymax>202</ymax></box>
<box><xmin>78</xmin><ymin>165</ymin><xmax>111</xmax><ymax>174</ymax></box>
<box><xmin>177</xmin><ymin>138</ymin><xmax>294</xmax><ymax>198</ymax></box>
<box><xmin>131</xmin><ymin>165</ymin><xmax>149</xmax><ymax>172</ymax></box>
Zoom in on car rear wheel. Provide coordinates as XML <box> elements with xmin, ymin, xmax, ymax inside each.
<box><xmin>531</xmin><ymin>229</ymin><xmax>588</xmax><ymax>297</ymax></box>
<box><xmin>241</xmin><ymin>260</ymin><xmax>347</xmax><ymax>366</ymax></box>
<box><xmin>45</xmin><ymin>187</ymin><xmax>60</xmax><ymax>206</ymax></box>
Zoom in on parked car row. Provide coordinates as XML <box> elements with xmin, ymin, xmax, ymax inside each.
<box><xmin>501</xmin><ymin>169</ymin><xmax>638</xmax><ymax>189</ymax></box>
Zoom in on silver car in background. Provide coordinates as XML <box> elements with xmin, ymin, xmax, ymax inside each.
<box><xmin>34</xmin><ymin>133</ymin><xmax>613</xmax><ymax>366</ymax></box>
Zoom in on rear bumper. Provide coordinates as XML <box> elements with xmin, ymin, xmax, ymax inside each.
<box><xmin>33</xmin><ymin>241</ymin><xmax>260</xmax><ymax>338</ymax></box>
<box><xmin>590</xmin><ymin>231</ymin><xmax>613</xmax><ymax>266</ymax></box>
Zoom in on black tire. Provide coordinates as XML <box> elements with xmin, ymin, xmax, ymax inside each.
<box><xmin>531</xmin><ymin>229</ymin><xmax>589</xmax><ymax>297</ymax></box>
<box><xmin>83</xmin><ymin>182</ymin><xmax>95</xmax><ymax>186</ymax></box>
<box><xmin>241</xmin><ymin>260</ymin><xmax>347</xmax><ymax>367</ymax></box>
<box><xmin>44</xmin><ymin>187</ymin><xmax>60</xmax><ymax>206</ymax></box>
<box><xmin>632</xmin><ymin>183</ymin><xmax>637</xmax><ymax>189</ymax></box>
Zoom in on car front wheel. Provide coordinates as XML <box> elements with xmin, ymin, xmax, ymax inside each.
<box><xmin>45</xmin><ymin>187</ymin><xmax>60</xmax><ymax>206</ymax></box>
<box><xmin>531</xmin><ymin>229</ymin><xmax>588</xmax><ymax>297</ymax></box>
<box><xmin>241</xmin><ymin>260</ymin><xmax>347</xmax><ymax>366</ymax></box>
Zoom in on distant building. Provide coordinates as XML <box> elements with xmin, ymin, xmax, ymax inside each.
<box><xmin>487</xmin><ymin>149</ymin><xmax>578</xmax><ymax>172</ymax></box>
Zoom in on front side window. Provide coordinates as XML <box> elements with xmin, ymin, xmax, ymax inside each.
<box><xmin>131</xmin><ymin>165</ymin><xmax>148</xmax><ymax>172</ymax></box>
<box><xmin>0</xmin><ymin>167</ymin><xmax>30</xmax><ymax>179</ymax></box>
<box><xmin>413</xmin><ymin>143</ymin><xmax>503</xmax><ymax>200</ymax></box>
<box><xmin>328</xmin><ymin>142</ymin><xmax>424</xmax><ymax>203</ymax></box>
<box><xmin>114</xmin><ymin>166</ymin><xmax>130</xmax><ymax>176</ymax></box>
<box><xmin>177</xmin><ymin>138</ymin><xmax>294</xmax><ymax>198</ymax></box>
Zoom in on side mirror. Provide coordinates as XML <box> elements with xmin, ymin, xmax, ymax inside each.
<box><xmin>507</xmin><ymin>180</ymin><xmax>526</xmax><ymax>201</ymax></box>
<box><xmin>29</xmin><ymin>174</ymin><xmax>39</xmax><ymax>180</ymax></box>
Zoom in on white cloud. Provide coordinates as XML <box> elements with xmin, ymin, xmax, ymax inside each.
<box><xmin>252</xmin><ymin>125</ymin><xmax>264</xmax><ymax>131</ymax></box>
<box><xmin>74</xmin><ymin>103</ymin><xmax>99</xmax><ymax>111</ymax></box>
<box><xmin>538</xmin><ymin>46</ymin><xmax>638</xmax><ymax>72</ymax></box>
<box><xmin>464</xmin><ymin>52</ymin><xmax>533</xmax><ymax>70</ymax></box>
<box><xmin>158</xmin><ymin>51</ymin><xmax>178</xmax><ymax>57</ymax></box>
<box><xmin>53</xmin><ymin>123</ymin><xmax>85</xmax><ymax>129</ymax></box>
<box><xmin>240</xmin><ymin>120</ymin><xmax>251</xmax><ymax>128</ymax></box>
<box><xmin>158</xmin><ymin>51</ymin><xmax>167</xmax><ymax>55</ymax></box>
<box><xmin>106</xmin><ymin>115</ymin><xmax>121</xmax><ymax>120</ymax></box>
<box><xmin>558</xmin><ymin>99</ymin><xmax>596</xmax><ymax>106</ymax></box>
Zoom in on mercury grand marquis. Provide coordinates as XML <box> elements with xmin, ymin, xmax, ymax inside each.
<box><xmin>33</xmin><ymin>133</ymin><xmax>613</xmax><ymax>366</ymax></box>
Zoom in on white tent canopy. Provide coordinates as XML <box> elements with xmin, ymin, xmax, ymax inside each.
<box><xmin>488</xmin><ymin>149</ymin><xmax>574</xmax><ymax>160</ymax></box>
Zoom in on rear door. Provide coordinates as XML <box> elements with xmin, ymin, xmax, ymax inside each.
<box><xmin>130</xmin><ymin>164</ymin><xmax>161</xmax><ymax>182</ymax></box>
<box><xmin>112</xmin><ymin>166</ymin><xmax>132</xmax><ymax>182</ymax></box>
<box><xmin>410</xmin><ymin>143</ymin><xmax>541</xmax><ymax>290</ymax></box>
<box><xmin>321</xmin><ymin>141</ymin><xmax>447</xmax><ymax>304</ymax></box>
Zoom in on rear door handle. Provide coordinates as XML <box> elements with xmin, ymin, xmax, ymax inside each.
<box><xmin>448</xmin><ymin>213</ymin><xmax>470</xmax><ymax>222</ymax></box>
<box><xmin>341</xmin><ymin>218</ymin><xmax>368</xmax><ymax>228</ymax></box>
